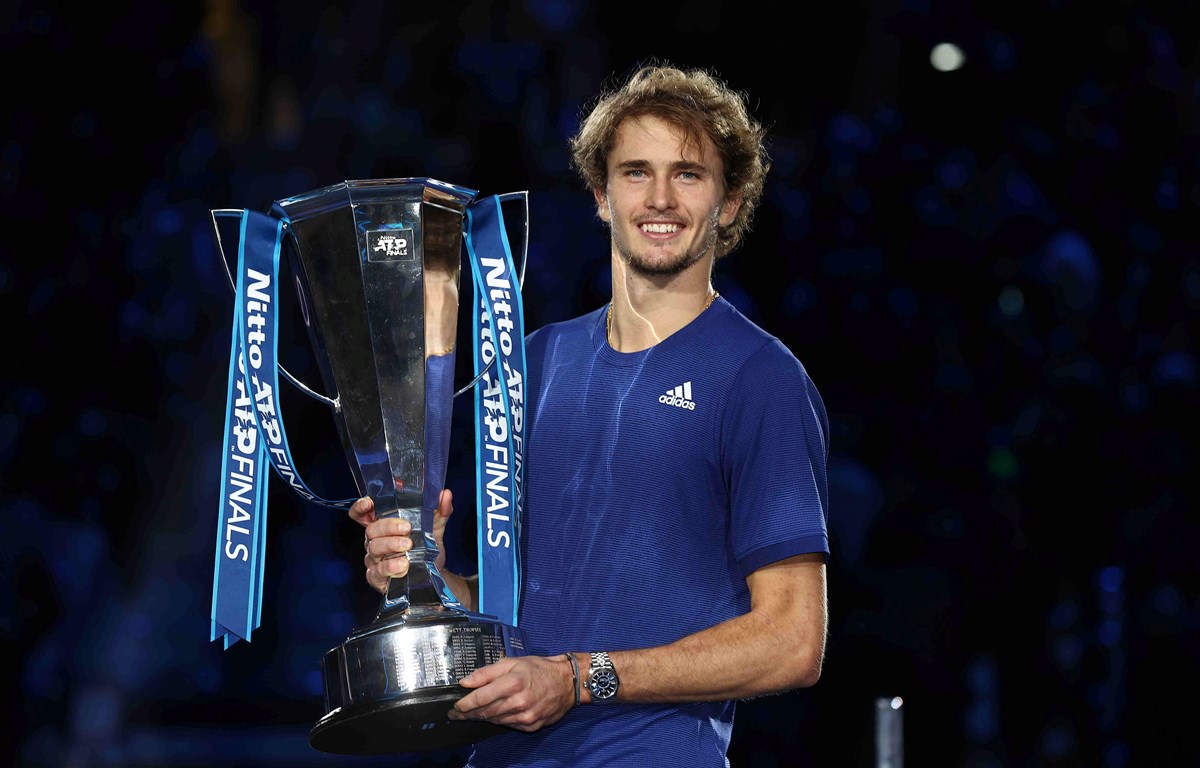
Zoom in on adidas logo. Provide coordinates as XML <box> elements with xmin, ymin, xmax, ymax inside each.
<box><xmin>659</xmin><ymin>381</ymin><xmax>697</xmax><ymax>410</ymax></box>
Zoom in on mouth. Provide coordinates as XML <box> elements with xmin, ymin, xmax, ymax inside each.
<box><xmin>639</xmin><ymin>222</ymin><xmax>683</xmax><ymax>236</ymax></box>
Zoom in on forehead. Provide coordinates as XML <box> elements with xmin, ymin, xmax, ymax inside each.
<box><xmin>609</xmin><ymin>115</ymin><xmax>720</xmax><ymax>169</ymax></box>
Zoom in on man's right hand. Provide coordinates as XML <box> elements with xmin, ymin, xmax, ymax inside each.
<box><xmin>349</xmin><ymin>488</ymin><xmax>454</xmax><ymax>595</ymax></box>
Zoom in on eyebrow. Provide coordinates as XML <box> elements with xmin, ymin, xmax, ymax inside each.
<box><xmin>615</xmin><ymin>159</ymin><xmax>710</xmax><ymax>174</ymax></box>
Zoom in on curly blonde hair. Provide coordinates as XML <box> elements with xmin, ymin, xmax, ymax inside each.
<box><xmin>569</xmin><ymin>64</ymin><xmax>771</xmax><ymax>259</ymax></box>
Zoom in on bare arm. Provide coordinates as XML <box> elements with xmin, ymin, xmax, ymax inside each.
<box><xmin>599</xmin><ymin>553</ymin><xmax>826</xmax><ymax>703</ymax></box>
<box><xmin>447</xmin><ymin>552</ymin><xmax>827</xmax><ymax>731</ymax></box>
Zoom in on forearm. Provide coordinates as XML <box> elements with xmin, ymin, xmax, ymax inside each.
<box><xmin>581</xmin><ymin>556</ymin><xmax>827</xmax><ymax>704</ymax></box>
<box><xmin>600</xmin><ymin>612</ymin><xmax>822</xmax><ymax>703</ymax></box>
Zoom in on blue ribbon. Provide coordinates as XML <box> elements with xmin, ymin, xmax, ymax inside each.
<box><xmin>211</xmin><ymin>210</ymin><xmax>356</xmax><ymax>648</ymax></box>
<box><xmin>466</xmin><ymin>195</ymin><xmax>527</xmax><ymax>627</ymax></box>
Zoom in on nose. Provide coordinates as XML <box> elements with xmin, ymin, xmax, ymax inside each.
<box><xmin>646</xmin><ymin>176</ymin><xmax>676</xmax><ymax>211</ymax></box>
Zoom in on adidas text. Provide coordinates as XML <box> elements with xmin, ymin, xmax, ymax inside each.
<box><xmin>659</xmin><ymin>394</ymin><xmax>696</xmax><ymax>410</ymax></box>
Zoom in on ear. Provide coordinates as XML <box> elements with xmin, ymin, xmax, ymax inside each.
<box><xmin>718</xmin><ymin>191</ymin><xmax>743</xmax><ymax>227</ymax></box>
<box><xmin>594</xmin><ymin>188</ymin><xmax>611</xmax><ymax>223</ymax></box>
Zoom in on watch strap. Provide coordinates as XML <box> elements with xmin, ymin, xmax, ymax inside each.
<box><xmin>587</xmin><ymin>651</ymin><xmax>619</xmax><ymax>702</ymax></box>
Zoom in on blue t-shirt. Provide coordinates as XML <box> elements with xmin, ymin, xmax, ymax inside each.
<box><xmin>467</xmin><ymin>297</ymin><xmax>829</xmax><ymax>768</ymax></box>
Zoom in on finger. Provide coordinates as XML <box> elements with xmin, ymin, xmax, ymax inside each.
<box><xmin>365</xmin><ymin>516</ymin><xmax>412</xmax><ymax>542</ymax></box>
<box><xmin>432</xmin><ymin>490</ymin><xmax>452</xmax><ymax>548</ymax></box>
<box><xmin>363</xmin><ymin>558</ymin><xmax>387</xmax><ymax>594</ymax></box>
<box><xmin>348</xmin><ymin>496</ymin><xmax>375</xmax><ymax>526</ymax></box>
<box><xmin>365</xmin><ymin>521</ymin><xmax>415</xmax><ymax>559</ymax></box>
<box><xmin>452</xmin><ymin>677</ymin><xmax>516</xmax><ymax>720</ymax></box>
<box><xmin>366</xmin><ymin>539</ymin><xmax>412</xmax><ymax>574</ymax></box>
<box><xmin>456</xmin><ymin>658</ymin><xmax>517</xmax><ymax>694</ymax></box>
<box><xmin>379</xmin><ymin>552</ymin><xmax>410</xmax><ymax>578</ymax></box>
<box><xmin>437</xmin><ymin>488</ymin><xmax>454</xmax><ymax>519</ymax></box>
<box><xmin>365</xmin><ymin>548</ymin><xmax>410</xmax><ymax>580</ymax></box>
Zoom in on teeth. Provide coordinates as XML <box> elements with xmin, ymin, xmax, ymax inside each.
<box><xmin>641</xmin><ymin>223</ymin><xmax>680</xmax><ymax>233</ymax></box>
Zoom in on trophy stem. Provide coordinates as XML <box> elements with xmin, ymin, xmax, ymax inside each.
<box><xmin>377</xmin><ymin>506</ymin><xmax>446</xmax><ymax>620</ymax></box>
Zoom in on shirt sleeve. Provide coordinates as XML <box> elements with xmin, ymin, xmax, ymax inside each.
<box><xmin>722</xmin><ymin>338</ymin><xmax>830</xmax><ymax>578</ymax></box>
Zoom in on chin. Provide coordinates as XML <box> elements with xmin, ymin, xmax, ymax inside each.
<box><xmin>628</xmin><ymin>251</ymin><xmax>702</xmax><ymax>277</ymax></box>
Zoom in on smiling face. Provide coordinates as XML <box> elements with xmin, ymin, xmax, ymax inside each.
<box><xmin>596</xmin><ymin>116</ymin><xmax>742</xmax><ymax>278</ymax></box>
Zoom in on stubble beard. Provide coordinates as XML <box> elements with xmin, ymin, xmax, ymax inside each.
<box><xmin>612</xmin><ymin>205</ymin><xmax>723</xmax><ymax>278</ymax></box>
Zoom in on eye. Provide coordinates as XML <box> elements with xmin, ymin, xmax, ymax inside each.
<box><xmin>678</xmin><ymin>170</ymin><xmax>700</xmax><ymax>181</ymax></box>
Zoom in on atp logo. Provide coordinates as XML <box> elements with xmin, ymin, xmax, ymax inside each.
<box><xmin>367</xmin><ymin>228</ymin><xmax>415</xmax><ymax>261</ymax></box>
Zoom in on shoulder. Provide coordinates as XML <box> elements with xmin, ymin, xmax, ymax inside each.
<box><xmin>710</xmin><ymin>303</ymin><xmax>827</xmax><ymax>428</ymax></box>
<box><xmin>525</xmin><ymin>305</ymin><xmax>606</xmax><ymax>362</ymax></box>
<box><xmin>711</xmin><ymin>300</ymin><xmax>815</xmax><ymax>383</ymax></box>
<box><xmin>527</xmin><ymin>305</ymin><xmax>604</xmax><ymax>344</ymax></box>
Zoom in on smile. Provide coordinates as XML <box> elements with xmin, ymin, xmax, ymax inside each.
<box><xmin>640</xmin><ymin>223</ymin><xmax>681</xmax><ymax>234</ymax></box>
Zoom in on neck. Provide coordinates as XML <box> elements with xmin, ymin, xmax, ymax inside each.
<box><xmin>606</xmin><ymin>254</ymin><xmax>717</xmax><ymax>352</ymax></box>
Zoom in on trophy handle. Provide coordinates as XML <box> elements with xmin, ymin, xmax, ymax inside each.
<box><xmin>210</xmin><ymin>208</ymin><xmax>339</xmax><ymax>408</ymax></box>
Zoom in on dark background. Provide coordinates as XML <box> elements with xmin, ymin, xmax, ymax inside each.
<box><xmin>4</xmin><ymin>1</ymin><xmax>1198</xmax><ymax>766</ymax></box>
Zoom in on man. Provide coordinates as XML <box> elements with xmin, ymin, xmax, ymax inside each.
<box><xmin>352</xmin><ymin>63</ymin><xmax>830</xmax><ymax>767</ymax></box>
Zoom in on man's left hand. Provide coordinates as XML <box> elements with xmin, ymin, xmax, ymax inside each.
<box><xmin>448</xmin><ymin>655</ymin><xmax>576</xmax><ymax>732</ymax></box>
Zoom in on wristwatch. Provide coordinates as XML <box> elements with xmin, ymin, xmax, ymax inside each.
<box><xmin>586</xmin><ymin>651</ymin><xmax>620</xmax><ymax>702</ymax></box>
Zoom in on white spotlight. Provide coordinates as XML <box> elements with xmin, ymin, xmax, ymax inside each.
<box><xmin>930</xmin><ymin>42</ymin><xmax>965</xmax><ymax>72</ymax></box>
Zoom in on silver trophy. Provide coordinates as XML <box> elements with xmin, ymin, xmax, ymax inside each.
<box><xmin>213</xmin><ymin>178</ymin><xmax>526</xmax><ymax>754</ymax></box>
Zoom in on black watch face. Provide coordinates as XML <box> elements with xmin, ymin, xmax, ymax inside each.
<box><xmin>590</xmin><ymin>668</ymin><xmax>619</xmax><ymax>700</ymax></box>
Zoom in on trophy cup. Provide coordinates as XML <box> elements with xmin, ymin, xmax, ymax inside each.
<box><xmin>208</xmin><ymin>178</ymin><xmax>528</xmax><ymax>755</ymax></box>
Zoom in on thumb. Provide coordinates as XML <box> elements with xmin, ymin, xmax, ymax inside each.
<box><xmin>433</xmin><ymin>488</ymin><xmax>454</xmax><ymax>538</ymax></box>
<box><xmin>348</xmin><ymin>496</ymin><xmax>375</xmax><ymax>527</ymax></box>
<box><xmin>432</xmin><ymin>488</ymin><xmax>454</xmax><ymax>563</ymax></box>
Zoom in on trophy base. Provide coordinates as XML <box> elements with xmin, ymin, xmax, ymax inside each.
<box><xmin>309</xmin><ymin>686</ymin><xmax>508</xmax><ymax>754</ymax></box>
<box><xmin>310</xmin><ymin>609</ymin><xmax>524</xmax><ymax>755</ymax></box>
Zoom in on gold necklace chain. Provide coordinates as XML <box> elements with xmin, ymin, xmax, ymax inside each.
<box><xmin>607</xmin><ymin>291</ymin><xmax>718</xmax><ymax>344</ymax></box>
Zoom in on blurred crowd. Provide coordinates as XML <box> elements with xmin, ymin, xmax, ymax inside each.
<box><xmin>3</xmin><ymin>2</ymin><xmax>1197</xmax><ymax>766</ymax></box>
